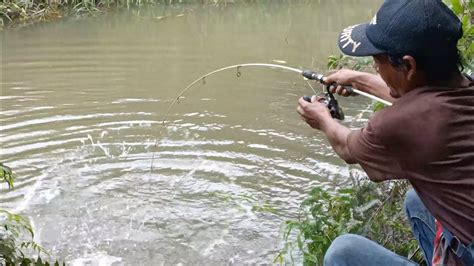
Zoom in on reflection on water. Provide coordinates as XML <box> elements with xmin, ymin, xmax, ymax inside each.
<box><xmin>1</xmin><ymin>1</ymin><xmax>380</xmax><ymax>264</ymax></box>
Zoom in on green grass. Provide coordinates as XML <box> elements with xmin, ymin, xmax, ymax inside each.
<box><xmin>0</xmin><ymin>0</ymin><xmax>275</xmax><ymax>28</ymax></box>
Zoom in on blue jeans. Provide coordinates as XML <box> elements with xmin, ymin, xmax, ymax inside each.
<box><xmin>324</xmin><ymin>189</ymin><xmax>436</xmax><ymax>266</ymax></box>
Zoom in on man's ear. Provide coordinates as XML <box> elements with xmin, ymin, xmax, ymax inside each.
<box><xmin>402</xmin><ymin>55</ymin><xmax>417</xmax><ymax>81</ymax></box>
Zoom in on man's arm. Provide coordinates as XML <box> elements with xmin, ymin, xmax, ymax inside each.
<box><xmin>297</xmin><ymin>95</ymin><xmax>406</xmax><ymax>181</ymax></box>
<box><xmin>296</xmin><ymin>97</ymin><xmax>356</xmax><ymax>164</ymax></box>
<box><xmin>297</xmin><ymin>98</ymin><xmax>399</xmax><ymax>181</ymax></box>
<box><xmin>320</xmin><ymin>119</ymin><xmax>357</xmax><ymax>164</ymax></box>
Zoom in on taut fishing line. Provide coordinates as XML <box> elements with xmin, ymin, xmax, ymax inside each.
<box><xmin>149</xmin><ymin>63</ymin><xmax>392</xmax><ymax>173</ymax></box>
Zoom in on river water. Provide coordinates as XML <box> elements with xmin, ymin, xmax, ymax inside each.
<box><xmin>1</xmin><ymin>1</ymin><xmax>381</xmax><ymax>264</ymax></box>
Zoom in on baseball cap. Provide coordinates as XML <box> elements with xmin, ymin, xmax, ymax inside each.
<box><xmin>338</xmin><ymin>0</ymin><xmax>463</xmax><ymax>57</ymax></box>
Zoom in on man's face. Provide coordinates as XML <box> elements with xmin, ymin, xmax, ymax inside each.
<box><xmin>373</xmin><ymin>54</ymin><xmax>409</xmax><ymax>98</ymax></box>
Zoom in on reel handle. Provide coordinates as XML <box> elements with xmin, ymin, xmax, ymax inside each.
<box><xmin>303</xmin><ymin>96</ymin><xmax>312</xmax><ymax>102</ymax></box>
<box><xmin>301</xmin><ymin>95</ymin><xmax>345</xmax><ymax>120</ymax></box>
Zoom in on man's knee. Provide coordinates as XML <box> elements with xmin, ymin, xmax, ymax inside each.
<box><xmin>324</xmin><ymin>234</ymin><xmax>364</xmax><ymax>266</ymax></box>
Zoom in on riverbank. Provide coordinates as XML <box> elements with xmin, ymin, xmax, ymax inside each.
<box><xmin>0</xmin><ymin>1</ymin><xmax>135</xmax><ymax>28</ymax></box>
<box><xmin>1</xmin><ymin>2</ymin><xmax>61</xmax><ymax>28</ymax></box>
<box><xmin>0</xmin><ymin>0</ymin><xmax>259</xmax><ymax>28</ymax></box>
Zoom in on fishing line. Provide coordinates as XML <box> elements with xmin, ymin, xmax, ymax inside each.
<box><xmin>149</xmin><ymin>63</ymin><xmax>307</xmax><ymax>173</ymax></box>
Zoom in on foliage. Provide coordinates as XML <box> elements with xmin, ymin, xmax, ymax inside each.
<box><xmin>1</xmin><ymin>163</ymin><xmax>14</xmax><ymax>189</ymax></box>
<box><xmin>0</xmin><ymin>1</ymin><xmax>63</xmax><ymax>28</ymax></box>
<box><xmin>0</xmin><ymin>163</ymin><xmax>62</xmax><ymax>265</ymax></box>
<box><xmin>327</xmin><ymin>54</ymin><xmax>373</xmax><ymax>72</ymax></box>
<box><xmin>0</xmin><ymin>209</ymin><xmax>48</xmax><ymax>265</ymax></box>
<box><xmin>0</xmin><ymin>0</ymin><xmax>262</xmax><ymax>28</ymax></box>
<box><xmin>276</xmin><ymin>180</ymin><xmax>423</xmax><ymax>265</ymax></box>
<box><xmin>372</xmin><ymin>101</ymin><xmax>386</xmax><ymax>112</ymax></box>
<box><xmin>443</xmin><ymin>0</ymin><xmax>474</xmax><ymax>75</ymax></box>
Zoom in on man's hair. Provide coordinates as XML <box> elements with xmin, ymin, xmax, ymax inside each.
<box><xmin>387</xmin><ymin>49</ymin><xmax>464</xmax><ymax>84</ymax></box>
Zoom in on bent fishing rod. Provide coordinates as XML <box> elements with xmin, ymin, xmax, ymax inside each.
<box><xmin>150</xmin><ymin>63</ymin><xmax>392</xmax><ymax>171</ymax></box>
<box><xmin>165</xmin><ymin>63</ymin><xmax>391</xmax><ymax>120</ymax></box>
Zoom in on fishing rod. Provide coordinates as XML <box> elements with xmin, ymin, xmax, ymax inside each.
<box><xmin>300</xmin><ymin>70</ymin><xmax>393</xmax><ymax>106</ymax></box>
<box><xmin>150</xmin><ymin>63</ymin><xmax>392</xmax><ymax>171</ymax></box>
<box><xmin>165</xmin><ymin>63</ymin><xmax>391</xmax><ymax>120</ymax></box>
<box><xmin>163</xmin><ymin>63</ymin><xmax>312</xmax><ymax>121</ymax></box>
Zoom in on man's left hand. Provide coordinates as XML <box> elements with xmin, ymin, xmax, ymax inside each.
<box><xmin>296</xmin><ymin>96</ymin><xmax>332</xmax><ymax>130</ymax></box>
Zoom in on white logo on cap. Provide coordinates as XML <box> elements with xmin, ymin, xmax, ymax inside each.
<box><xmin>340</xmin><ymin>25</ymin><xmax>362</xmax><ymax>53</ymax></box>
<box><xmin>370</xmin><ymin>14</ymin><xmax>377</xmax><ymax>25</ymax></box>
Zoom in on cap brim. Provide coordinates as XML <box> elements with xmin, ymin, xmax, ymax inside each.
<box><xmin>338</xmin><ymin>23</ymin><xmax>385</xmax><ymax>56</ymax></box>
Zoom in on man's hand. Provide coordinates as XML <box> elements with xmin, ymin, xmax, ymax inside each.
<box><xmin>325</xmin><ymin>69</ymin><xmax>364</xmax><ymax>96</ymax></box>
<box><xmin>296</xmin><ymin>96</ymin><xmax>356</xmax><ymax>164</ymax></box>
<box><xmin>296</xmin><ymin>96</ymin><xmax>332</xmax><ymax>131</ymax></box>
<box><xmin>325</xmin><ymin>69</ymin><xmax>395</xmax><ymax>103</ymax></box>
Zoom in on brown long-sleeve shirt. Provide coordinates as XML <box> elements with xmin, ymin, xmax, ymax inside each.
<box><xmin>347</xmin><ymin>83</ymin><xmax>474</xmax><ymax>247</ymax></box>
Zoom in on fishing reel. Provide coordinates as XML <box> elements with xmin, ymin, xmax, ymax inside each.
<box><xmin>301</xmin><ymin>70</ymin><xmax>345</xmax><ymax>120</ymax></box>
<box><xmin>303</xmin><ymin>88</ymin><xmax>345</xmax><ymax>120</ymax></box>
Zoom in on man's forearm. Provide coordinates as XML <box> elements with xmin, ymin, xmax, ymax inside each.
<box><xmin>321</xmin><ymin>119</ymin><xmax>357</xmax><ymax>164</ymax></box>
<box><xmin>351</xmin><ymin>72</ymin><xmax>395</xmax><ymax>103</ymax></box>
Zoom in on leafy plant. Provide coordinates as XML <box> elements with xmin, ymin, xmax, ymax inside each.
<box><xmin>276</xmin><ymin>181</ymin><xmax>422</xmax><ymax>265</ymax></box>
<box><xmin>0</xmin><ymin>0</ymin><xmax>270</xmax><ymax>28</ymax></box>
<box><xmin>444</xmin><ymin>0</ymin><xmax>473</xmax><ymax>75</ymax></box>
<box><xmin>0</xmin><ymin>163</ymin><xmax>62</xmax><ymax>265</ymax></box>
<box><xmin>0</xmin><ymin>209</ymin><xmax>48</xmax><ymax>265</ymax></box>
<box><xmin>327</xmin><ymin>54</ymin><xmax>373</xmax><ymax>72</ymax></box>
<box><xmin>1</xmin><ymin>163</ymin><xmax>14</xmax><ymax>189</ymax></box>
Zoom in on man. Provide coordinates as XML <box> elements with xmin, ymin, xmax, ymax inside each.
<box><xmin>296</xmin><ymin>0</ymin><xmax>473</xmax><ymax>265</ymax></box>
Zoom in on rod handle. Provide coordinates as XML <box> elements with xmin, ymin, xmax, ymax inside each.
<box><xmin>302</xmin><ymin>70</ymin><xmax>323</xmax><ymax>82</ymax></box>
<box><xmin>326</xmin><ymin>83</ymin><xmax>354</xmax><ymax>95</ymax></box>
<box><xmin>302</xmin><ymin>70</ymin><xmax>354</xmax><ymax>94</ymax></box>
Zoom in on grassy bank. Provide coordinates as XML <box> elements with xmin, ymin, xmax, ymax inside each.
<box><xmin>0</xmin><ymin>0</ymin><xmax>264</xmax><ymax>28</ymax></box>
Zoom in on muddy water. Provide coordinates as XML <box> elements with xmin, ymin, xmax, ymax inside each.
<box><xmin>1</xmin><ymin>1</ymin><xmax>381</xmax><ymax>264</ymax></box>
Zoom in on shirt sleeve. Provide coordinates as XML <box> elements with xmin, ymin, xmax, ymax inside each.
<box><xmin>346</xmin><ymin>119</ymin><xmax>405</xmax><ymax>182</ymax></box>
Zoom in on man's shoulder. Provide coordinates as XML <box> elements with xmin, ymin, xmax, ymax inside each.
<box><xmin>367</xmin><ymin>84</ymin><xmax>474</xmax><ymax>147</ymax></box>
<box><xmin>367</xmin><ymin>88</ymin><xmax>446</xmax><ymax>141</ymax></box>
<box><xmin>368</xmin><ymin>97</ymin><xmax>420</xmax><ymax>132</ymax></box>
<box><xmin>373</xmin><ymin>84</ymin><xmax>465</xmax><ymax>122</ymax></box>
